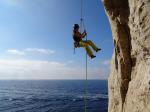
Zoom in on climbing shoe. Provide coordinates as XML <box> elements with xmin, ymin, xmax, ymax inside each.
<box><xmin>96</xmin><ymin>48</ymin><xmax>101</xmax><ymax>52</ymax></box>
<box><xmin>91</xmin><ymin>55</ymin><xmax>96</xmax><ymax>59</ymax></box>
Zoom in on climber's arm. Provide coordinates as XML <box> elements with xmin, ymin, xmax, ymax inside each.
<box><xmin>81</xmin><ymin>30</ymin><xmax>87</xmax><ymax>38</ymax></box>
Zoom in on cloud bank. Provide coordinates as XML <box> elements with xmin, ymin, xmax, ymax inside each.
<box><xmin>7</xmin><ymin>49</ymin><xmax>25</xmax><ymax>55</ymax></box>
<box><xmin>0</xmin><ymin>58</ymin><xmax>106</xmax><ymax>80</ymax></box>
<box><xmin>6</xmin><ymin>48</ymin><xmax>55</xmax><ymax>56</ymax></box>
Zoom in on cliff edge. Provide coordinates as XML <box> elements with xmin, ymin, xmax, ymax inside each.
<box><xmin>103</xmin><ymin>0</ymin><xmax>150</xmax><ymax>112</ymax></box>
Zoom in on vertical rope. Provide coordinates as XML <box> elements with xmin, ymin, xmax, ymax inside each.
<box><xmin>84</xmin><ymin>33</ymin><xmax>88</xmax><ymax>112</ymax></box>
<box><xmin>80</xmin><ymin>0</ymin><xmax>83</xmax><ymax>32</ymax></box>
<box><xmin>74</xmin><ymin>46</ymin><xmax>75</xmax><ymax>54</ymax></box>
<box><xmin>80</xmin><ymin>0</ymin><xmax>88</xmax><ymax>112</ymax></box>
<box><xmin>81</xmin><ymin>0</ymin><xmax>83</xmax><ymax>20</ymax></box>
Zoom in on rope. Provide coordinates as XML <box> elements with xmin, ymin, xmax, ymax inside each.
<box><xmin>80</xmin><ymin>0</ymin><xmax>88</xmax><ymax>112</ymax></box>
<box><xmin>84</xmin><ymin>34</ymin><xmax>88</xmax><ymax>112</ymax></box>
<box><xmin>82</xmin><ymin>19</ymin><xmax>88</xmax><ymax>112</ymax></box>
<box><xmin>74</xmin><ymin>45</ymin><xmax>75</xmax><ymax>54</ymax></box>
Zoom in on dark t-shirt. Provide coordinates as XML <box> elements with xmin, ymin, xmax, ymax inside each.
<box><xmin>73</xmin><ymin>30</ymin><xmax>82</xmax><ymax>42</ymax></box>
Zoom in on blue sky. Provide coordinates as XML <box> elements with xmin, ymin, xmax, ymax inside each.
<box><xmin>0</xmin><ymin>0</ymin><xmax>113</xmax><ymax>80</ymax></box>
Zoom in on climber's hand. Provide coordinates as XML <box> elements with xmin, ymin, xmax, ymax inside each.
<box><xmin>84</xmin><ymin>30</ymin><xmax>87</xmax><ymax>35</ymax></box>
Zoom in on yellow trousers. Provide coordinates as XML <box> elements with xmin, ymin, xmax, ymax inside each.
<box><xmin>79</xmin><ymin>40</ymin><xmax>98</xmax><ymax>57</ymax></box>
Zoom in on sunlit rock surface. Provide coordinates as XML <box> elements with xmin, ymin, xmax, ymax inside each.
<box><xmin>103</xmin><ymin>0</ymin><xmax>150</xmax><ymax>112</ymax></box>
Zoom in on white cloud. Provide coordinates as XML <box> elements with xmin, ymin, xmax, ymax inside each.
<box><xmin>0</xmin><ymin>58</ymin><xmax>107</xmax><ymax>80</ymax></box>
<box><xmin>6</xmin><ymin>48</ymin><xmax>55</xmax><ymax>56</ymax></box>
<box><xmin>67</xmin><ymin>60</ymin><xmax>73</xmax><ymax>64</ymax></box>
<box><xmin>25</xmin><ymin>48</ymin><xmax>55</xmax><ymax>55</ymax></box>
<box><xmin>7</xmin><ymin>49</ymin><xmax>25</xmax><ymax>55</ymax></box>
<box><xmin>102</xmin><ymin>60</ymin><xmax>110</xmax><ymax>65</ymax></box>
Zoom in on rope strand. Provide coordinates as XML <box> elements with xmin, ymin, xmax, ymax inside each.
<box><xmin>80</xmin><ymin>0</ymin><xmax>88</xmax><ymax>112</ymax></box>
<box><xmin>84</xmin><ymin>35</ymin><xmax>88</xmax><ymax>112</ymax></box>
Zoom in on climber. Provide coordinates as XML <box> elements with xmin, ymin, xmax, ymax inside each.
<box><xmin>73</xmin><ymin>24</ymin><xmax>101</xmax><ymax>59</ymax></box>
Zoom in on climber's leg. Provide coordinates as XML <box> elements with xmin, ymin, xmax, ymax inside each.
<box><xmin>79</xmin><ymin>41</ymin><xmax>94</xmax><ymax>58</ymax></box>
<box><xmin>82</xmin><ymin>40</ymin><xmax>98</xmax><ymax>51</ymax></box>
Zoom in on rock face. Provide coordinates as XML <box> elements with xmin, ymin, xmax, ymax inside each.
<box><xmin>103</xmin><ymin>0</ymin><xmax>150</xmax><ymax>112</ymax></box>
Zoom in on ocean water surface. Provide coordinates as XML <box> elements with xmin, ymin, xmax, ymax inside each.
<box><xmin>0</xmin><ymin>80</ymin><xmax>108</xmax><ymax>112</ymax></box>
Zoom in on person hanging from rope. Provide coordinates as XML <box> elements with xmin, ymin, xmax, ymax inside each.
<box><xmin>73</xmin><ymin>24</ymin><xmax>101</xmax><ymax>59</ymax></box>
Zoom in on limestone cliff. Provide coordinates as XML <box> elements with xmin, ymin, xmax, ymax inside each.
<box><xmin>103</xmin><ymin>0</ymin><xmax>150</xmax><ymax>112</ymax></box>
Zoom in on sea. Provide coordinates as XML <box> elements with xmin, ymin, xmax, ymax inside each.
<box><xmin>0</xmin><ymin>80</ymin><xmax>108</xmax><ymax>112</ymax></box>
